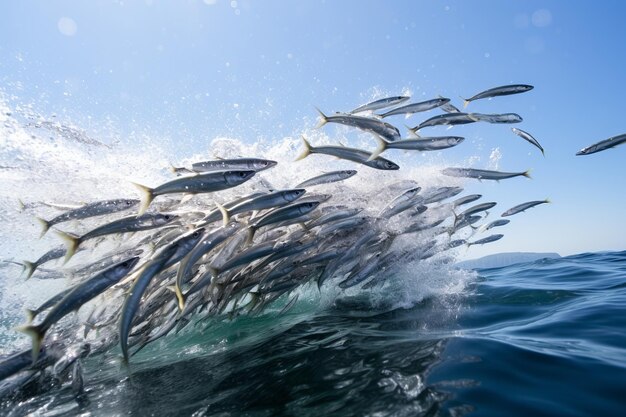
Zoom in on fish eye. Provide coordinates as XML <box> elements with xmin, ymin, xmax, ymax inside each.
<box><xmin>127</xmin><ymin>201</ymin><xmax>133</xmax><ymax>205</ymax></box>
<box><xmin>122</xmin><ymin>261</ymin><xmax>130</xmax><ymax>268</ymax></box>
<box><xmin>193</xmin><ymin>231</ymin><xmax>200</xmax><ymax>237</ymax></box>
<box><xmin>164</xmin><ymin>215</ymin><xmax>171</xmax><ymax>220</ymax></box>
<box><xmin>239</xmin><ymin>172</ymin><xmax>246</xmax><ymax>177</ymax></box>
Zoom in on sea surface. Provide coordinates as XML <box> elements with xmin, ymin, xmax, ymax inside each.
<box><xmin>1</xmin><ymin>251</ymin><xmax>625</xmax><ymax>416</ymax></box>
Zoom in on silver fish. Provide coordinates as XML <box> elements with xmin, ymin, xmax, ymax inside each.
<box><xmin>409</xmin><ymin>113</ymin><xmax>476</xmax><ymax>133</ymax></box>
<box><xmin>576</xmin><ymin>133</ymin><xmax>626</xmax><ymax>156</ymax></box>
<box><xmin>191</xmin><ymin>158</ymin><xmax>277</xmax><ymax>173</ymax></box>
<box><xmin>467</xmin><ymin>234</ymin><xmax>504</xmax><ymax>247</ymax></box>
<box><xmin>468</xmin><ymin>113</ymin><xmax>523</xmax><ymax>124</ymax></box>
<box><xmin>307</xmin><ymin>207</ymin><xmax>362</xmax><ymax>229</ymax></box>
<box><xmin>368</xmin><ymin>134</ymin><xmax>464</xmax><ymax>161</ymax></box>
<box><xmin>462</xmin><ymin>84</ymin><xmax>533</xmax><ymax>107</ymax></box>
<box><xmin>315</xmin><ymin>108</ymin><xmax>401</xmax><ymax>142</ymax></box>
<box><xmin>378</xmin><ymin>187</ymin><xmax>422</xmax><ymax>218</ymax></box>
<box><xmin>35</xmin><ymin>198</ymin><xmax>139</xmax><ymax>238</ymax></box>
<box><xmin>479</xmin><ymin>219</ymin><xmax>510</xmax><ymax>232</ymax></box>
<box><xmin>296</xmin><ymin>136</ymin><xmax>400</xmax><ymax>170</ymax></box>
<box><xmin>378</xmin><ymin>97</ymin><xmax>450</xmax><ymax>118</ymax></box>
<box><xmin>56</xmin><ymin>213</ymin><xmax>178</xmax><ymax>262</ymax></box>
<box><xmin>295</xmin><ymin>170</ymin><xmax>357</xmax><ymax>188</ymax></box>
<box><xmin>217</xmin><ymin>189</ymin><xmax>307</xmax><ymax>226</ymax></box>
<box><xmin>452</xmin><ymin>194</ymin><xmax>482</xmax><ymax>207</ymax></box>
<box><xmin>502</xmin><ymin>199</ymin><xmax>550</xmax><ymax>217</ymax></box>
<box><xmin>339</xmin><ymin>254</ymin><xmax>381</xmax><ymax>289</ymax></box>
<box><xmin>442</xmin><ymin>167</ymin><xmax>531</xmax><ymax>181</ymax></box>
<box><xmin>350</xmin><ymin>96</ymin><xmax>410</xmax><ymax>114</ymax></box>
<box><xmin>421</xmin><ymin>186</ymin><xmax>464</xmax><ymax>204</ymax></box>
<box><xmin>198</xmin><ymin>192</ymin><xmax>266</xmax><ymax>225</ymax></box>
<box><xmin>18</xmin><ymin>257</ymin><xmax>140</xmax><ymax>362</ymax></box>
<box><xmin>457</xmin><ymin>202</ymin><xmax>497</xmax><ymax>222</ymax></box>
<box><xmin>248</xmin><ymin>201</ymin><xmax>321</xmax><ymax>243</ymax></box>
<box><xmin>132</xmin><ymin>170</ymin><xmax>256</xmax><ymax>214</ymax></box>
<box><xmin>21</xmin><ymin>246</ymin><xmax>68</xmax><ymax>280</ymax></box>
<box><xmin>511</xmin><ymin>128</ymin><xmax>545</xmax><ymax>156</ymax></box>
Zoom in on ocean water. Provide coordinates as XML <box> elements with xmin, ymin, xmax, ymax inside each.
<box><xmin>1</xmin><ymin>251</ymin><xmax>625</xmax><ymax>416</ymax></box>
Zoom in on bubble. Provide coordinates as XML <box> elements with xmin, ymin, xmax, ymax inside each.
<box><xmin>484</xmin><ymin>52</ymin><xmax>490</xmax><ymax>58</ymax></box>
<box><xmin>57</xmin><ymin>17</ymin><xmax>77</xmax><ymax>37</ymax></box>
<box><xmin>532</xmin><ymin>9</ymin><xmax>552</xmax><ymax>27</ymax></box>
<box><xmin>203</xmin><ymin>0</ymin><xmax>217</xmax><ymax>4</ymax></box>
<box><xmin>230</xmin><ymin>0</ymin><xmax>237</xmax><ymax>8</ymax></box>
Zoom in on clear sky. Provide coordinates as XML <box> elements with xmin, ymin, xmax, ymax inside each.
<box><xmin>1</xmin><ymin>0</ymin><xmax>625</xmax><ymax>259</ymax></box>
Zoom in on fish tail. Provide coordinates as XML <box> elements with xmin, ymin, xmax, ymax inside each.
<box><xmin>24</xmin><ymin>308</ymin><xmax>37</xmax><ymax>324</ymax></box>
<box><xmin>367</xmin><ymin>134</ymin><xmax>388</xmax><ymax>161</ymax></box>
<box><xmin>523</xmin><ymin>169</ymin><xmax>532</xmax><ymax>179</ymax></box>
<box><xmin>55</xmin><ymin>230</ymin><xmax>81</xmax><ymax>264</ymax></box>
<box><xmin>405</xmin><ymin>124</ymin><xmax>420</xmax><ymax>138</ymax></box>
<box><xmin>168</xmin><ymin>162</ymin><xmax>179</xmax><ymax>174</ymax></box>
<box><xmin>22</xmin><ymin>260</ymin><xmax>37</xmax><ymax>280</ymax></box>
<box><xmin>246</xmin><ymin>226</ymin><xmax>256</xmax><ymax>244</ymax></box>
<box><xmin>16</xmin><ymin>324</ymin><xmax>45</xmax><ymax>363</ymax></box>
<box><xmin>35</xmin><ymin>217</ymin><xmax>50</xmax><ymax>239</ymax></box>
<box><xmin>216</xmin><ymin>202</ymin><xmax>230</xmax><ymax>226</ymax></box>
<box><xmin>460</xmin><ymin>96</ymin><xmax>470</xmax><ymax>108</ymax></box>
<box><xmin>545</xmin><ymin>198</ymin><xmax>551</xmax><ymax>204</ymax></box>
<box><xmin>131</xmin><ymin>182</ymin><xmax>154</xmax><ymax>215</ymax></box>
<box><xmin>17</xmin><ymin>198</ymin><xmax>26</xmax><ymax>212</ymax></box>
<box><xmin>295</xmin><ymin>136</ymin><xmax>312</xmax><ymax>161</ymax></box>
<box><xmin>313</xmin><ymin>106</ymin><xmax>328</xmax><ymax>129</ymax></box>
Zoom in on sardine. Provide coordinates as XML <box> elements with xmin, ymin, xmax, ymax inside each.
<box><xmin>511</xmin><ymin>127</ymin><xmax>545</xmax><ymax>156</ymax></box>
<box><xmin>462</xmin><ymin>84</ymin><xmax>533</xmax><ymax>107</ymax></box>
<box><xmin>378</xmin><ymin>97</ymin><xmax>450</xmax><ymax>118</ymax></box>
<box><xmin>295</xmin><ymin>170</ymin><xmax>357</xmax><ymax>188</ymax></box>
<box><xmin>442</xmin><ymin>167</ymin><xmax>531</xmax><ymax>181</ymax></box>
<box><xmin>315</xmin><ymin>108</ymin><xmax>401</xmax><ymax>142</ymax></box>
<box><xmin>295</xmin><ymin>136</ymin><xmax>400</xmax><ymax>170</ymax></box>
<box><xmin>502</xmin><ymin>199</ymin><xmax>550</xmax><ymax>217</ymax></box>
<box><xmin>350</xmin><ymin>96</ymin><xmax>410</xmax><ymax>114</ymax></box>
<box><xmin>576</xmin><ymin>133</ymin><xmax>626</xmax><ymax>156</ymax></box>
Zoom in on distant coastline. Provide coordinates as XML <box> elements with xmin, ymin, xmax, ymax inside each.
<box><xmin>456</xmin><ymin>252</ymin><xmax>561</xmax><ymax>269</ymax></box>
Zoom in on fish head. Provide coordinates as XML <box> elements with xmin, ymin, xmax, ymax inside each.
<box><xmin>225</xmin><ymin>170</ymin><xmax>256</xmax><ymax>185</ymax></box>
<box><xmin>342</xmin><ymin>170</ymin><xmax>358</xmax><ymax>178</ymax></box>
<box><xmin>108</xmin><ymin>256</ymin><xmax>141</xmax><ymax>281</ymax></box>
<box><xmin>406</xmin><ymin>187</ymin><xmax>421</xmax><ymax>198</ymax></box>
<box><xmin>283</xmin><ymin>188</ymin><xmax>306</xmax><ymax>202</ymax></box>
<box><xmin>256</xmin><ymin>159</ymin><xmax>278</xmax><ymax>171</ymax></box>
<box><xmin>576</xmin><ymin>145</ymin><xmax>596</xmax><ymax>155</ymax></box>
<box><xmin>182</xmin><ymin>227</ymin><xmax>206</xmax><ymax>249</ymax></box>
<box><xmin>154</xmin><ymin>213</ymin><xmax>180</xmax><ymax>226</ymax></box>
<box><xmin>449</xmin><ymin>137</ymin><xmax>465</xmax><ymax>145</ymax></box>
<box><xmin>375</xmin><ymin>159</ymin><xmax>400</xmax><ymax>170</ymax></box>
<box><xmin>300</xmin><ymin>201</ymin><xmax>321</xmax><ymax>214</ymax></box>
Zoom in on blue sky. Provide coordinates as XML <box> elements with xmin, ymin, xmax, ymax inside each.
<box><xmin>1</xmin><ymin>0</ymin><xmax>625</xmax><ymax>258</ymax></box>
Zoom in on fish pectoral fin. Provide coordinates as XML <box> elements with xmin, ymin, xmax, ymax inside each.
<box><xmin>179</xmin><ymin>193</ymin><xmax>195</xmax><ymax>205</ymax></box>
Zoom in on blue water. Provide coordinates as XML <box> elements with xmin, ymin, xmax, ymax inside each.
<box><xmin>2</xmin><ymin>251</ymin><xmax>624</xmax><ymax>416</ymax></box>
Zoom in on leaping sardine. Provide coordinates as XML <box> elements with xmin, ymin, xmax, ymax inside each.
<box><xmin>349</xmin><ymin>96</ymin><xmax>410</xmax><ymax>114</ymax></box>
<box><xmin>295</xmin><ymin>170</ymin><xmax>357</xmax><ymax>188</ymax></box>
<box><xmin>247</xmin><ymin>201</ymin><xmax>321</xmax><ymax>243</ymax></box>
<box><xmin>216</xmin><ymin>189</ymin><xmax>307</xmax><ymax>226</ymax></box>
<box><xmin>132</xmin><ymin>170</ymin><xmax>256</xmax><ymax>214</ymax></box>
<box><xmin>315</xmin><ymin>108</ymin><xmax>401</xmax><ymax>142</ymax></box>
<box><xmin>576</xmin><ymin>133</ymin><xmax>626</xmax><ymax>156</ymax></box>
<box><xmin>502</xmin><ymin>199</ymin><xmax>550</xmax><ymax>217</ymax></box>
<box><xmin>378</xmin><ymin>97</ymin><xmax>450</xmax><ymax>118</ymax></box>
<box><xmin>468</xmin><ymin>113</ymin><xmax>523</xmax><ymax>124</ymax></box>
<box><xmin>511</xmin><ymin>128</ymin><xmax>545</xmax><ymax>156</ymax></box>
<box><xmin>18</xmin><ymin>257</ymin><xmax>140</xmax><ymax>363</ymax></box>
<box><xmin>462</xmin><ymin>84</ymin><xmax>533</xmax><ymax>107</ymax></box>
<box><xmin>56</xmin><ymin>213</ymin><xmax>178</xmax><ymax>262</ymax></box>
<box><xmin>442</xmin><ymin>167</ymin><xmax>531</xmax><ymax>181</ymax></box>
<box><xmin>479</xmin><ymin>219</ymin><xmax>510</xmax><ymax>232</ymax></box>
<box><xmin>295</xmin><ymin>136</ymin><xmax>400</xmax><ymax>170</ymax></box>
<box><xmin>35</xmin><ymin>199</ymin><xmax>139</xmax><ymax>238</ymax></box>
<box><xmin>368</xmin><ymin>134</ymin><xmax>464</xmax><ymax>160</ymax></box>
<box><xmin>467</xmin><ymin>234</ymin><xmax>504</xmax><ymax>247</ymax></box>
<box><xmin>191</xmin><ymin>158</ymin><xmax>277</xmax><ymax>173</ymax></box>
<box><xmin>452</xmin><ymin>194</ymin><xmax>482</xmax><ymax>207</ymax></box>
<box><xmin>409</xmin><ymin>113</ymin><xmax>476</xmax><ymax>134</ymax></box>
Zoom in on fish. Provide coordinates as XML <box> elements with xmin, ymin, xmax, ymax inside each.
<box><xmin>315</xmin><ymin>108</ymin><xmax>401</xmax><ymax>141</ymax></box>
<box><xmin>21</xmin><ymin>246</ymin><xmax>68</xmax><ymax>280</ymax></box>
<box><xmin>479</xmin><ymin>219</ymin><xmax>510</xmax><ymax>232</ymax></box>
<box><xmin>378</xmin><ymin>187</ymin><xmax>422</xmax><ymax>218</ymax></box>
<box><xmin>462</xmin><ymin>84</ymin><xmax>534</xmax><ymax>107</ymax></box>
<box><xmin>247</xmin><ymin>201</ymin><xmax>321</xmax><ymax>243</ymax></box>
<box><xmin>216</xmin><ymin>189</ymin><xmax>307</xmax><ymax>226</ymax></box>
<box><xmin>190</xmin><ymin>158</ymin><xmax>277</xmax><ymax>173</ymax></box>
<box><xmin>295</xmin><ymin>170</ymin><xmax>357</xmax><ymax>188</ymax></box>
<box><xmin>452</xmin><ymin>194</ymin><xmax>482</xmax><ymax>207</ymax></box>
<box><xmin>576</xmin><ymin>133</ymin><xmax>626</xmax><ymax>156</ymax></box>
<box><xmin>467</xmin><ymin>234</ymin><xmax>504</xmax><ymax>247</ymax></box>
<box><xmin>409</xmin><ymin>113</ymin><xmax>476</xmax><ymax>133</ymax></box>
<box><xmin>197</xmin><ymin>192</ymin><xmax>266</xmax><ymax>226</ymax></box>
<box><xmin>23</xmin><ymin>288</ymin><xmax>73</xmax><ymax>323</ymax></box>
<box><xmin>442</xmin><ymin>167</ymin><xmax>531</xmax><ymax>181</ymax></box>
<box><xmin>367</xmin><ymin>134</ymin><xmax>465</xmax><ymax>161</ymax></box>
<box><xmin>421</xmin><ymin>186</ymin><xmax>464</xmax><ymax>204</ymax></box>
<box><xmin>17</xmin><ymin>257</ymin><xmax>140</xmax><ymax>363</ymax></box>
<box><xmin>511</xmin><ymin>128</ymin><xmax>545</xmax><ymax>156</ymax></box>
<box><xmin>349</xmin><ymin>96</ymin><xmax>410</xmax><ymax>114</ymax></box>
<box><xmin>56</xmin><ymin>213</ymin><xmax>178</xmax><ymax>262</ymax></box>
<box><xmin>209</xmin><ymin>240</ymin><xmax>290</xmax><ymax>280</ymax></box>
<box><xmin>35</xmin><ymin>199</ymin><xmax>139</xmax><ymax>238</ymax></box>
<box><xmin>307</xmin><ymin>207</ymin><xmax>362</xmax><ymax>229</ymax></box>
<box><xmin>378</xmin><ymin>97</ymin><xmax>450</xmax><ymax>118</ymax></box>
<box><xmin>295</xmin><ymin>136</ymin><xmax>400</xmax><ymax>170</ymax></box>
<box><xmin>467</xmin><ymin>113</ymin><xmax>523</xmax><ymax>124</ymax></box>
<box><xmin>339</xmin><ymin>254</ymin><xmax>381</xmax><ymax>289</ymax></box>
<box><xmin>132</xmin><ymin>170</ymin><xmax>256</xmax><ymax>214</ymax></box>
<box><xmin>456</xmin><ymin>202</ymin><xmax>497</xmax><ymax>224</ymax></box>
<box><xmin>501</xmin><ymin>199</ymin><xmax>550</xmax><ymax>217</ymax></box>
<box><xmin>447</xmin><ymin>239</ymin><xmax>467</xmax><ymax>249</ymax></box>
<box><xmin>119</xmin><ymin>229</ymin><xmax>204</xmax><ymax>365</ymax></box>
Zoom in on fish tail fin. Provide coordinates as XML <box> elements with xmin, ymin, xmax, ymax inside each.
<box><xmin>35</xmin><ymin>217</ymin><xmax>50</xmax><ymax>239</ymax></box>
<box><xmin>216</xmin><ymin>202</ymin><xmax>230</xmax><ymax>226</ymax></box>
<box><xmin>523</xmin><ymin>169</ymin><xmax>532</xmax><ymax>179</ymax></box>
<box><xmin>55</xmin><ymin>230</ymin><xmax>81</xmax><ymax>264</ymax></box>
<box><xmin>22</xmin><ymin>260</ymin><xmax>37</xmax><ymax>280</ymax></box>
<box><xmin>131</xmin><ymin>182</ymin><xmax>154</xmax><ymax>215</ymax></box>
<box><xmin>18</xmin><ymin>199</ymin><xmax>26</xmax><ymax>212</ymax></box>
<box><xmin>168</xmin><ymin>162</ymin><xmax>179</xmax><ymax>174</ymax></box>
<box><xmin>460</xmin><ymin>96</ymin><xmax>470</xmax><ymax>108</ymax></box>
<box><xmin>168</xmin><ymin>284</ymin><xmax>186</xmax><ymax>311</ymax></box>
<box><xmin>295</xmin><ymin>136</ymin><xmax>313</xmax><ymax>161</ymax></box>
<box><xmin>24</xmin><ymin>308</ymin><xmax>37</xmax><ymax>324</ymax></box>
<box><xmin>16</xmin><ymin>324</ymin><xmax>45</xmax><ymax>363</ymax></box>
<box><xmin>405</xmin><ymin>124</ymin><xmax>420</xmax><ymax>138</ymax></box>
<box><xmin>545</xmin><ymin>198</ymin><xmax>551</xmax><ymax>204</ymax></box>
<box><xmin>313</xmin><ymin>106</ymin><xmax>328</xmax><ymax>129</ymax></box>
<box><xmin>367</xmin><ymin>134</ymin><xmax>388</xmax><ymax>161</ymax></box>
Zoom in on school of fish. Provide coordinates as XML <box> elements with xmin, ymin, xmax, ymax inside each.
<box><xmin>1</xmin><ymin>83</ymin><xmax>623</xmax><ymax>403</ymax></box>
